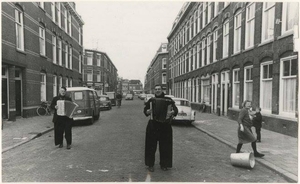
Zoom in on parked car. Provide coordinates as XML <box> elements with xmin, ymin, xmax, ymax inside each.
<box><xmin>98</xmin><ymin>95</ymin><xmax>112</xmax><ymax>110</ymax></box>
<box><xmin>139</xmin><ymin>93</ymin><xmax>146</xmax><ymax>100</ymax></box>
<box><xmin>144</xmin><ymin>94</ymin><xmax>155</xmax><ymax>104</ymax></box>
<box><xmin>66</xmin><ymin>87</ymin><xmax>101</xmax><ymax>125</ymax></box>
<box><xmin>105</xmin><ymin>92</ymin><xmax>116</xmax><ymax>106</ymax></box>
<box><xmin>125</xmin><ymin>93</ymin><xmax>133</xmax><ymax>100</ymax></box>
<box><xmin>172</xmin><ymin>97</ymin><xmax>196</xmax><ymax>125</ymax></box>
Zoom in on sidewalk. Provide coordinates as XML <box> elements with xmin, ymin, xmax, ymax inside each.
<box><xmin>2</xmin><ymin>116</ymin><xmax>54</xmax><ymax>153</ymax></box>
<box><xmin>192</xmin><ymin>112</ymin><xmax>298</xmax><ymax>183</ymax></box>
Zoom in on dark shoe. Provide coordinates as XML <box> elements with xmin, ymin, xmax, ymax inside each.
<box><xmin>147</xmin><ymin>166</ymin><xmax>154</xmax><ymax>172</ymax></box>
<box><xmin>254</xmin><ymin>152</ymin><xmax>265</xmax><ymax>158</ymax></box>
<box><xmin>59</xmin><ymin>144</ymin><xmax>63</xmax><ymax>148</ymax></box>
<box><xmin>67</xmin><ymin>144</ymin><xmax>71</xmax><ymax>149</ymax></box>
<box><xmin>160</xmin><ymin>166</ymin><xmax>167</xmax><ymax>171</ymax></box>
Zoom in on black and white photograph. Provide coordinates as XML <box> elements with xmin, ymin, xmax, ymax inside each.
<box><xmin>1</xmin><ymin>1</ymin><xmax>299</xmax><ymax>182</ymax></box>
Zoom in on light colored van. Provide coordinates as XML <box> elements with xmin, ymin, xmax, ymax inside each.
<box><xmin>66</xmin><ymin>87</ymin><xmax>101</xmax><ymax>124</ymax></box>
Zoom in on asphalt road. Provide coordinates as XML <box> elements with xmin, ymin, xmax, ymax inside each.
<box><xmin>2</xmin><ymin>97</ymin><xmax>288</xmax><ymax>182</ymax></box>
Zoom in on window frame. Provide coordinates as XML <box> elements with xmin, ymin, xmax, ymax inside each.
<box><xmin>261</xmin><ymin>2</ymin><xmax>275</xmax><ymax>42</ymax></box>
<box><xmin>232</xmin><ymin>68</ymin><xmax>240</xmax><ymax>108</ymax></box>
<box><xmin>52</xmin><ymin>35</ymin><xmax>57</xmax><ymax>64</ymax></box>
<box><xmin>15</xmin><ymin>7</ymin><xmax>24</xmax><ymax>51</ymax></box>
<box><xmin>223</xmin><ymin>19</ymin><xmax>229</xmax><ymax>58</ymax></box>
<box><xmin>281</xmin><ymin>2</ymin><xmax>299</xmax><ymax>35</ymax></box>
<box><xmin>260</xmin><ymin>61</ymin><xmax>273</xmax><ymax>113</ymax></box>
<box><xmin>234</xmin><ymin>10</ymin><xmax>242</xmax><ymax>54</ymax></box>
<box><xmin>40</xmin><ymin>73</ymin><xmax>47</xmax><ymax>101</ymax></box>
<box><xmin>243</xmin><ymin>66</ymin><xmax>253</xmax><ymax>102</ymax></box>
<box><xmin>39</xmin><ymin>25</ymin><xmax>46</xmax><ymax>56</ymax></box>
<box><xmin>245</xmin><ymin>3</ymin><xmax>255</xmax><ymax>49</ymax></box>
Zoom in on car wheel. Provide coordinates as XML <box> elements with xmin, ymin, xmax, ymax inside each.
<box><xmin>94</xmin><ymin>111</ymin><xmax>100</xmax><ymax>120</ymax></box>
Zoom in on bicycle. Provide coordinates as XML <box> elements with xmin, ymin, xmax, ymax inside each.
<box><xmin>36</xmin><ymin>101</ymin><xmax>52</xmax><ymax>116</ymax></box>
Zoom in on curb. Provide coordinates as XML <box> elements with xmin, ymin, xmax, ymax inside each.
<box><xmin>2</xmin><ymin>127</ymin><xmax>54</xmax><ymax>154</ymax></box>
<box><xmin>192</xmin><ymin>124</ymin><xmax>298</xmax><ymax>183</ymax></box>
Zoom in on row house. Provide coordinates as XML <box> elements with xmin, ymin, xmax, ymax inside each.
<box><xmin>83</xmin><ymin>49</ymin><xmax>118</xmax><ymax>95</ymax></box>
<box><xmin>128</xmin><ymin>80</ymin><xmax>143</xmax><ymax>93</ymax></box>
<box><xmin>167</xmin><ymin>2</ymin><xmax>298</xmax><ymax>137</ymax></box>
<box><xmin>2</xmin><ymin>2</ymin><xmax>84</xmax><ymax>120</ymax></box>
<box><xmin>144</xmin><ymin>43</ymin><xmax>169</xmax><ymax>94</ymax></box>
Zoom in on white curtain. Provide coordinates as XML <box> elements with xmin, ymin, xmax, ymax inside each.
<box><xmin>262</xmin><ymin>80</ymin><xmax>272</xmax><ymax>110</ymax></box>
<box><xmin>283</xmin><ymin>78</ymin><xmax>296</xmax><ymax>112</ymax></box>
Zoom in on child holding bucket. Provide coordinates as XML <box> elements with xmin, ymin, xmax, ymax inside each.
<box><xmin>236</xmin><ymin>100</ymin><xmax>264</xmax><ymax>158</ymax></box>
<box><xmin>252</xmin><ymin>107</ymin><xmax>262</xmax><ymax>142</ymax></box>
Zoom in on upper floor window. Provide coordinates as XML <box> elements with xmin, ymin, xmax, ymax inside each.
<box><xmin>282</xmin><ymin>2</ymin><xmax>299</xmax><ymax>35</ymax></box>
<box><xmin>213</xmin><ymin>29</ymin><xmax>218</xmax><ymax>62</ymax></box>
<box><xmin>279</xmin><ymin>56</ymin><xmax>297</xmax><ymax>117</ymax></box>
<box><xmin>79</xmin><ymin>27</ymin><xmax>83</xmax><ymax>45</ymax></box>
<box><xmin>69</xmin><ymin>46</ymin><xmax>72</xmax><ymax>69</ymax></box>
<box><xmin>162</xmin><ymin>58</ymin><xmax>167</xmax><ymax>69</ymax></box>
<box><xmin>207</xmin><ymin>34</ymin><xmax>211</xmax><ymax>65</ymax></box>
<box><xmin>70</xmin><ymin>78</ymin><xmax>73</xmax><ymax>87</ymax></box>
<box><xmin>232</xmin><ymin>69</ymin><xmax>240</xmax><ymax>108</ymax></box>
<box><xmin>262</xmin><ymin>2</ymin><xmax>275</xmax><ymax>42</ymax></box>
<box><xmin>244</xmin><ymin>66</ymin><xmax>253</xmax><ymax>101</ymax></box>
<box><xmin>87</xmin><ymin>70</ymin><xmax>93</xmax><ymax>81</ymax></box>
<box><xmin>51</xmin><ymin>3</ymin><xmax>55</xmax><ymax>22</ymax></box>
<box><xmin>245</xmin><ymin>3</ymin><xmax>255</xmax><ymax>49</ymax></box>
<box><xmin>223</xmin><ymin>19</ymin><xmax>229</xmax><ymax>58</ymax></box>
<box><xmin>97</xmin><ymin>71</ymin><xmax>101</xmax><ymax>82</ymax></box>
<box><xmin>65</xmin><ymin>77</ymin><xmax>69</xmax><ymax>87</ymax></box>
<box><xmin>97</xmin><ymin>54</ymin><xmax>101</xmax><ymax>66</ymax></box>
<box><xmin>202</xmin><ymin>2</ymin><xmax>207</xmax><ymax>28</ymax></box>
<box><xmin>38</xmin><ymin>2</ymin><xmax>44</xmax><ymax>9</ymax></box>
<box><xmin>15</xmin><ymin>7</ymin><xmax>24</xmax><ymax>51</ymax></box>
<box><xmin>79</xmin><ymin>54</ymin><xmax>82</xmax><ymax>74</ymax></box>
<box><xmin>214</xmin><ymin>2</ymin><xmax>219</xmax><ymax>17</ymax></box>
<box><xmin>39</xmin><ymin>25</ymin><xmax>46</xmax><ymax>56</ymax></box>
<box><xmin>87</xmin><ymin>52</ymin><xmax>93</xmax><ymax>65</ymax></box>
<box><xmin>53</xmin><ymin>75</ymin><xmax>57</xmax><ymax>97</ymax></box>
<box><xmin>260</xmin><ymin>61</ymin><xmax>273</xmax><ymax>112</ymax></box>
<box><xmin>57</xmin><ymin>39</ymin><xmax>62</xmax><ymax>66</ymax></box>
<box><xmin>208</xmin><ymin>2</ymin><xmax>212</xmax><ymax>22</ymax></box>
<box><xmin>55</xmin><ymin>2</ymin><xmax>61</xmax><ymax>27</ymax></box>
<box><xmin>52</xmin><ymin>35</ymin><xmax>57</xmax><ymax>64</ymax></box>
<box><xmin>58</xmin><ymin>76</ymin><xmax>62</xmax><ymax>89</ymax></box>
<box><xmin>65</xmin><ymin>44</ymin><xmax>69</xmax><ymax>68</ymax></box>
<box><xmin>201</xmin><ymin>38</ymin><xmax>206</xmax><ymax>67</ymax></box>
<box><xmin>68</xmin><ymin>12</ymin><xmax>72</xmax><ymax>36</ymax></box>
<box><xmin>234</xmin><ymin>10</ymin><xmax>242</xmax><ymax>54</ymax></box>
<box><xmin>64</xmin><ymin>9</ymin><xmax>68</xmax><ymax>32</ymax></box>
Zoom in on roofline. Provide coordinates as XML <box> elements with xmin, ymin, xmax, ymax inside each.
<box><xmin>84</xmin><ymin>49</ymin><xmax>117</xmax><ymax>71</ymax></box>
<box><xmin>63</xmin><ymin>2</ymin><xmax>84</xmax><ymax>25</ymax></box>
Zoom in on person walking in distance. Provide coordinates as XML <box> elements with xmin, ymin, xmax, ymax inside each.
<box><xmin>236</xmin><ymin>100</ymin><xmax>264</xmax><ymax>157</ymax></box>
<box><xmin>50</xmin><ymin>86</ymin><xmax>73</xmax><ymax>149</ymax></box>
<box><xmin>143</xmin><ymin>84</ymin><xmax>178</xmax><ymax>172</ymax></box>
<box><xmin>252</xmin><ymin>107</ymin><xmax>262</xmax><ymax>142</ymax></box>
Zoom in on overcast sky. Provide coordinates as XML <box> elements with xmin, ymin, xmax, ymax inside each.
<box><xmin>75</xmin><ymin>1</ymin><xmax>184</xmax><ymax>85</ymax></box>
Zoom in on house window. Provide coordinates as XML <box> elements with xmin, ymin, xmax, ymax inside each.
<box><xmin>65</xmin><ymin>78</ymin><xmax>69</xmax><ymax>87</ymax></box>
<box><xmin>282</xmin><ymin>2</ymin><xmax>299</xmax><ymax>34</ymax></box>
<box><xmin>244</xmin><ymin>66</ymin><xmax>253</xmax><ymax>101</ymax></box>
<box><xmin>260</xmin><ymin>61</ymin><xmax>273</xmax><ymax>112</ymax></box>
<box><xmin>52</xmin><ymin>35</ymin><xmax>56</xmax><ymax>64</ymax></box>
<box><xmin>197</xmin><ymin>4</ymin><xmax>201</xmax><ymax>32</ymax></box>
<box><xmin>79</xmin><ymin>54</ymin><xmax>82</xmax><ymax>74</ymax></box>
<box><xmin>65</xmin><ymin>44</ymin><xmax>69</xmax><ymax>68</ymax></box>
<box><xmin>214</xmin><ymin>2</ymin><xmax>219</xmax><ymax>16</ymax></box>
<box><xmin>70</xmin><ymin>78</ymin><xmax>73</xmax><ymax>87</ymax></box>
<box><xmin>232</xmin><ymin>69</ymin><xmax>240</xmax><ymax>107</ymax></box>
<box><xmin>201</xmin><ymin>38</ymin><xmax>206</xmax><ymax>66</ymax></box>
<box><xmin>162</xmin><ymin>58</ymin><xmax>167</xmax><ymax>69</ymax></box>
<box><xmin>53</xmin><ymin>75</ymin><xmax>57</xmax><ymax>97</ymax></box>
<box><xmin>39</xmin><ymin>26</ymin><xmax>46</xmax><ymax>56</ymax></box>
<box><xmin>234</xmin><ymin>10</ymin><xmax>242</xmax><ymax>54</ymax></box>
<box><xmin>213</xmin><ymin>29</ymin><xmax>218</xmax><ymax>62</ymax></box>
<box><xmin>51</xmin><ymin>3</ymin><xmax>55</xmax><ymax>22</ymax></box>
<box><xmin>87</xmin><ymin>52</ymin><xmax>93</xmax><ymax>65</ymax></box>
<box><xmin>68</xmin><ymin>12</ymin><xmax>72</xmax><ymax>36</ymax></box>
<box><xmin>162</xmin><ymin>73</ymin><xmax>167</xmax><ymax>84</ymax></box>
<box><xmin>57</xmin><ymin>39</ymin><xmax>62</xmax><ymax>66</ymax></box>
<box><xmin>97</xmin><ymin>54</ymin><xmax>101</xmax><ymax>66</ymax></box>
<box><xmin>194</xmin><ymin>11</ymin><xmax>198</xmax><ymax>34</ymax></box>
<box><xmin>280</xmin><ymin>56</ymin><xmax>297</xmax><ymax>117</ymax></box>
<box><xmin>208</xmin><ymin>2</ymin><xmax>212</xmax><ymax>22</ymax></box>
<box><xmin>15</xmin><ymin>7</ymin><xmax>24</xmax><ymax>51</ymax></box>
<box><xmin>245</xmin><ymin>3</ymin><xmax>255</xmax><ymax>49</ymax></box>
<box><xmin>207</xmin><ymin>34</ymin><xmax>211</xmax><ymax>65</ymax></box>
<box><xmin>197</xmin><ymin>43</ymin><xmax>201</xmax><ymax>68</ymax></box>
<box><xmin>202</xmin><ymin>2</ymin><xmax>207</xmax><ymax>28</ymax></box>
<box><xmin>223</xmin><ymin>19</ymin><xmax>229</xmax><ymax>58</ymax></box>
<box><xmin>41</xmin><ymin>73</ymin><xmax>46</xmax><ymax>101</ymax></box>
<box><xmin>87</xmin><ymin>70</ymin><xmax>93</xmax><ymax>81</ymax></box>
<box><xmin>69</xmin><ymin>46</ymin><xmax>72</xmax><ymax>69</ymax></box>
<box><xmin>55</xmin><ymin>2</ymin><xmax>61</xmax><ymax>27</ymax></box>
<box><xmin>262</xmin><ymin>2</ymin><xmax>275</xmax><ymax>42</ymax></box>
<box><xmin>79</xmin><ymin>27</ymin><xmax>83</xmax><ymax>45</ymax></box>
<box><xmin>58</xmin><ymin>76</ymin><xmax>62</xmax><ymax>89</ymax></box>
<box><xmin>64</xmin><ymin>9</ymin><xmax>68</xmax><ymax>32</ymax></box>
<box><xmin>97</xmin><ymin>71</ymin><xmax>101</xmax><ymax>82</ymax></box>
<box><xmin>201</xmin><ymin>78</ymin><xmax>211</xmax><ymax>103</ymax></box>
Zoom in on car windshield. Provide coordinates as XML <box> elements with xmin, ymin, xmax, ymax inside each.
<box><xmin>99</xmin><ymin>97</ymin><xmax>107</xmax><ymax>101</ymax></box>
<box><xmin>174</xmin><ymin>100</ymin><xmax>190</xmax><ymax>107</ymax></box>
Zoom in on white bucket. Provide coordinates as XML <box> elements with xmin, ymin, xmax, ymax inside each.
<box><xmin>230</xmin><ymin>152</ymin><xmax>255</xmax><ymax>169</ymax></box>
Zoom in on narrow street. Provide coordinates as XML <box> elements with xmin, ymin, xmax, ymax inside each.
<box><xmin>2</xmin><ymin>98</ymin><xmax>288</xmax><ymax>182</ymax></box>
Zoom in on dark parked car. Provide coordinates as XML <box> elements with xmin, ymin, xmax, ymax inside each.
<box><xmin>99</xmin><ymin>95</ymin><xmax>112</xmax><ymax>110</ymax></box>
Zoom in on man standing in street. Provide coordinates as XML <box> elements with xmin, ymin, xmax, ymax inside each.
<box><xmin>50</xmin><ymin>86</ymin><xmax>73</xmax><ymax>149</ymax></box>
<box><xmin>143</xmin><ymin>84</ymin><xmax>178</xmax><ymax>172</ymax></box>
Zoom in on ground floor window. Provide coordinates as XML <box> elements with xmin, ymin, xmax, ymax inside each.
<box><xmin>40</xmin><ymin>73</ymin><xmax>46</xmax><ymax>101</ymax></box>
<box><xmin>244</xmin><ymin>66</ymin><xmax>253</xmax><ymax>101</ymax></box>
<box><xmin>260</xmin><ymin>61</ymin><xmax>273</xmax><ymax>112</ymax></box>
<box><xmin>201</xmin><ymin>78</ymin><xmax>211</xmax><ymax>103</ymax></box>
<box><xmin>232</xmin><ymin>69</ymin><xmax>240</xmax><ymax>107</ymax></box>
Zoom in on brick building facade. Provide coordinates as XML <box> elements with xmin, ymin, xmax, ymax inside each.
<box><xmin>2</xmin><ymin>2</ymin><xmax>84</xmax><ymax>120</ymax></box>
<box><xmin>144</xmin><ymin>43</ymin><xmax>169</xmax><ymax>94</ymax></box>
<box><xmin>83</xmin><ymin>49</ymin><xmax>118</xmax><ymax>95</ymax></box>
<box><xmin>167</xmin><ymin>2</ymin><xmax>298</xmax><ymax>137</ymax></box>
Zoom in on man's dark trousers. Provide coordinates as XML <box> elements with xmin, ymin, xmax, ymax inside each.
<box><xmin>145</xmin><ymin>120</ymin><xmax>173</xmax><ymax>168</ymax></box>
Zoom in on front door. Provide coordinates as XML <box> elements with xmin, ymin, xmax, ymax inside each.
<box><xmin>15</xmin><ymin>69</ymin><xmax>22</xmax><ymax>116</ymax></box>
<box><xmin>2</xmin><ymin>78</ymin><xmax>8</xmax><ymax>119</ymax></box>
<box><xmin>220</xmin><ymin>71</ymin><xmax>229</xmax><ymax>116</ymax></box>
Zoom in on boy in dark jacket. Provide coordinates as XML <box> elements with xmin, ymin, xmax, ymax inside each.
<box><xmin>252</xmin><ymin>107</ymin><xmax>262</xmax><ymax>142</ymax></box>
